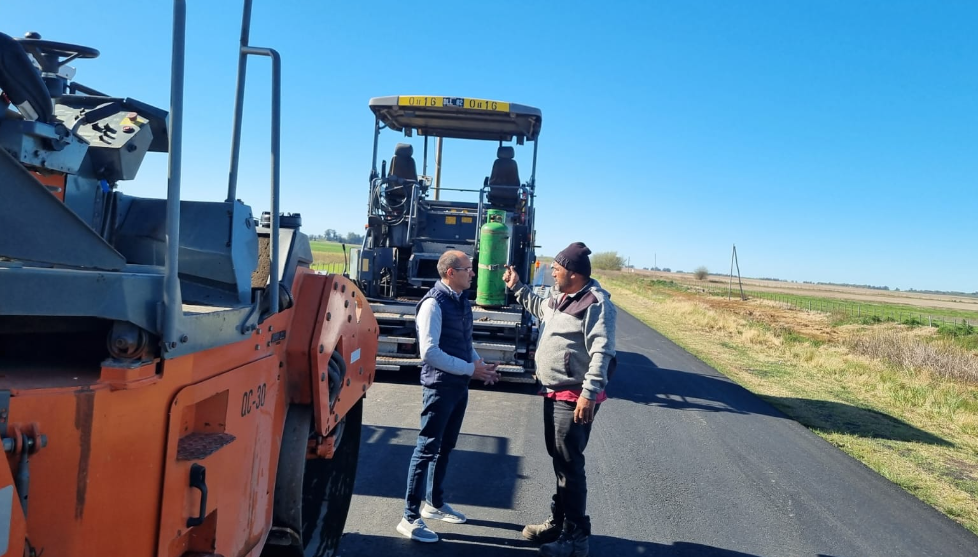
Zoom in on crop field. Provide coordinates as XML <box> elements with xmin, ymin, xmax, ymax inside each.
<box><xmin>309</xmin><ymin>241</ymin><xmax>348</xmax><ymax>272</ymax></box>
<box><xmin>654</xmin><ymin>270</ymin><xmax>978</xmax><ymax>314</ymax></box>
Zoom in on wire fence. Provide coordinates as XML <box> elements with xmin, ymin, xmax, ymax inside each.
<box><xmin>694</xmin><ymin>284</ymin><xmax>976</xmax><ymax>328</ymax></box>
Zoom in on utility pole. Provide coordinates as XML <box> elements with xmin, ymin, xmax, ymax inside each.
<box><xmin>433</xmin><ymin>137</ymin><xmax>443</xmax><ymax>201</ymax></box>
<box><xmin>728</xmin><ymin>244</ymin><xmax>746</xmax><ymax>300</ymax></box>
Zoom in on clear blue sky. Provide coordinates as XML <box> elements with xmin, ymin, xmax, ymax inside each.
<box><xmin>8</xmin><ymin>1</ymin><xmax>976</xmax><ymax>292</ymax></box>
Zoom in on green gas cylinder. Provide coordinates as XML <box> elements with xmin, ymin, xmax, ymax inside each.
<box><xmin>476</xmin><ymin>209</ymin><xmax>509</xmax><ymax>307</ymax></box>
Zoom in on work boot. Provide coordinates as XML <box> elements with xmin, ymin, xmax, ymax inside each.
<box><xmin>522</xmin><ymin>517</ymin><xmax>562</xmax><ymax>543</ymax></box>
<box><xmin>538</xmin><ymin>527</ymin><xmax>588</xmax><ymax>557</ymax></box>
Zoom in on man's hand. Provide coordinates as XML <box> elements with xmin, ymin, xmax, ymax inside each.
<box><xmin>472</xmin><ymin>359</ymin><xmax>500</xmax><ymax>385</ymax></box>
<box><xmin>502</xmin><ymin>265</ymin><xmax>520</xmax><ymax>289</ymax></box>
<box><xmin>574</xmin><ymin>395</ymin><xmax>596</xmax><ymax>424</ymax></box>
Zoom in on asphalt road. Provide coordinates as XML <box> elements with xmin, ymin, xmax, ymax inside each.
<box><xmin>337</xmin><ymin>295</ymin><xmax>978</xmax><ymax>556</ymax></box>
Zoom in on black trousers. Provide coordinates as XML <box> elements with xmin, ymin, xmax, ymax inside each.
<box><xmin>543</xmin><ymin>397</ymin><xmax>600</xmax><ymax>536</ymax></box>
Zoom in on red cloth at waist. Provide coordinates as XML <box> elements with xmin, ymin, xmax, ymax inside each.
<box><xmin>543</xmin><ymin>389</ymin><xmax>608</xmax><ymax>404</ymax></box>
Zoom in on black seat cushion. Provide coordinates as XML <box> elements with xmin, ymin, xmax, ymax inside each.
<box><xmin>390</xmin><ymin>143</ymin><xmax>418</xmax><ymax>182</ymax></box>
<box><xmin>386</xmin><ymin>143</ymin><xmax>417</xmax><ymax>208</ymax></box>
<box><xmin>488</xmin><ymin>146</ymin><xmax>520</xmax><ymax>207</ymax></box>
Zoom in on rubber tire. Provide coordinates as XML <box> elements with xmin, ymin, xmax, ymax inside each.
<box><xmin>300</xmin><ymin>398</ymin><xmax>363</xmax><ymax>557</ymax></box>
<box><xmin>263</xmin><ymin>398</ymin><xmax>363</xmax><ymax>557</ymax></box>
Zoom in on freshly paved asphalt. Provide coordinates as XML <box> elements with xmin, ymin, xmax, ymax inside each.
<box><xmin>337</xmin><ymin>282</ymin><xmax>978</xmax><ymax>556</ymax></box>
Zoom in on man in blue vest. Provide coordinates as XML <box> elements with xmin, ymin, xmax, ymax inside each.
<box><xmin>397</xmin><ymin>250</ymin><xmax>501</xmax><ymax>543</ymax></box>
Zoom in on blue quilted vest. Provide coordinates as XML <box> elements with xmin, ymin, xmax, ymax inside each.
<box><xmin>416</xmin><ymin>281</ymin><xmax>474</xmax><ymax>387</ymax></box>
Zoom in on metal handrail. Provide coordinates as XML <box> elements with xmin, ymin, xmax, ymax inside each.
<box><xmin>225</xmin><ymin>0</ymin><xmax>253</xmax><ymax>204</ymax></box>
<box><xmin>241</xmin><ymin>44</ymin><xmax>282</xmax><ymax>317</ymax></box>
<box><xmin>163</xmin><ymin>0</ymin><xmax>187</xmax><ymax>352</ymax></box>
<box><xmin>225</xmin><ymin>0</ymin><xmax>283</xmax><ymax>318</ymax></box>
<box><xmin>164</xmin><ymin>0</ymin><xmax>282</xmax><ymax>355</ymax></box>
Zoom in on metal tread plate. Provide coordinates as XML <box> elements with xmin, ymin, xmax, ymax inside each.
<box><xmin>379</xmin><ymin>337</ymin><xmax>517</xmax><ymax>346</ymax></box>
<box><xmin>370</xmin><ymin>303</ymin><xmax>524</xmax><ymax>320</ymax></box>
<box><xmin>378</xmin><ymin>335</ymin><xmax>416</xmax><ymax>343</ymax></box>
<box><xmin>375</xmin><ymin>356</ymin><xmax>532</xmax><ymax>379</ymax></box>
<box><xmin>177</xmin><ymin>432</ymin><xmax>237</xmax><ymax>461</ymax></box>
<box><xmin>472</xmin><ymin>341</ymin><xmax>519</xmax><ymax>351</ymax></box>
<box><xmin>376</xmin><ymin>356</ymin><xmax>422</xmax><ymax>367</ymax></box>
<box><xmin>373</xmin><ymin>312</ymin><xmax>417</xmax><ymax>321</ymax></box>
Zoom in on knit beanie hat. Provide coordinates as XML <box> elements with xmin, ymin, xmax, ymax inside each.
<box><xmin>554</xmin><ymin>242</ymin><xmax>592</xmax><ymax>276</ymax></box>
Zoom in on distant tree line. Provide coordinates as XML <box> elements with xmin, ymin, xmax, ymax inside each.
<box><xmin>905</xmin><ymin>288</ymin><xmax>978</xmax><ymax>298</ymax></box>
<box><xmin>308</xmin><ymin>229</ymin><xmax>364</xmax><ymax>244</ymax></box>
<box><xmin>755</xmin><ymin>278</ymin><xmax>976</xmax><ymax>297</ymax></box>
<box><xmin>803</xmin><ymin>280</ymin><xmax>892</xmax><ymax>291</ymax></box>
<box><xmin>580</xmin><ymin>261</ymin><xmax>974</xmax><ymax>297</ymax></box>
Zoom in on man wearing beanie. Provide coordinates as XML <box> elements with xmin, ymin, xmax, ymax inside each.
<box><xmin>503</xmin><ymin>241</ymin><xmax>617</xmax><ymax>557</ymax></box>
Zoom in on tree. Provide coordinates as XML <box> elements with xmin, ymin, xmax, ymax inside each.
<box><xmin>694</xmin><ymin>266</ymin><xmax>709</xmax><ymax>280</ymax></box>
<box><xmin>591</xmin><ymin>251</ymin><xmax>625</xmax><ymax>271</ymax></box>
<box><xmin>345</xmin><ymin>231</ymin><xmax>363</xmax><ymax>244</ymax></box>
<box><xmin>323</xmin><ymin>229</ymin><xmax>338</xmax><ymax>242</ymax></box>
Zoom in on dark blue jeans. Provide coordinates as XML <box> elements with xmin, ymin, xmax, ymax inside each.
<box><xmin>544</xmin><ymin>397</ymin><xmax>600</xmax><ymax>536</ymax></box>
<box><xmin>404</xmin><ymin>383</ymin><xmax>469</xmax><ymax>521</ymax></box>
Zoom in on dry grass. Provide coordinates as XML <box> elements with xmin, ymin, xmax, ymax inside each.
<box><xmin>597</xmin><ymin>272</ymin><xmax>978</xmax><ymax>535</ymax></box>
<box><xmin>312</xmin><ymin>251</ymin><xmax>346</xmax><ymax>265</ymax></box>
<box><xmin>846</xmin><ymin>328</ymin><xmax>978</xmax><ymax>384</ymax></box>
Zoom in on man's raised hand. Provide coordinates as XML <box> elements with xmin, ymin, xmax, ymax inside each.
<box><xmin>502</xmin><ymin>265</ymin><xmax>520</xmax><ymax>289</ymax></box>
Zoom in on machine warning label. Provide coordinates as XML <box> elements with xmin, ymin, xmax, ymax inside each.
<box><xmin>351</xmin><ymin>348</ymin><xmax>361</xmax><ymax>364</ymax></box>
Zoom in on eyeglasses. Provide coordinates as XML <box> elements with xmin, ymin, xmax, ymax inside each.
<box><xmin>452</xmin><ymin>267</ymin><xmax>472</xmax><ymax>272</ymax></box>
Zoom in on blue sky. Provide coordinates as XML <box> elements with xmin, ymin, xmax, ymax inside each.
<box><xmin>8</xmin><ymin>1</ymin><xmax>976</xmax><ymax>292</ymax></box>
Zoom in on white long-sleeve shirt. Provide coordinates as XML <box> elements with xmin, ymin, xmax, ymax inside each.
<box><xmin>416</xmin><ymin>295</ymin><xmax>481</xmax><ymax>377</ymax></box>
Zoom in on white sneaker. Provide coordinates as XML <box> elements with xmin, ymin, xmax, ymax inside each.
<box><xmin>396</xmin><ymin>517</ymin><xmax>439</xmax><ymax>543</ymax></box>
<box><xmin>421</xmin><ymin>501</ymin><xmax>467</xmax><ymax>524</ymax></box>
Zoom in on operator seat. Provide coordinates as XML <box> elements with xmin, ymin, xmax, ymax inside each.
<box><xmin>487</xmin><ymin>146</ymin><xmax>520</xmax><ymax>208</ymax></box>
<box><xmin>385</xmin><ymin>143</ymin><xmax>417</xmax><ymax>209</ymax></box>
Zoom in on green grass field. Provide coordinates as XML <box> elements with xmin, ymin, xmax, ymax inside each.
<box><xmin>309</xmin><ymin>240</ymin><xmax>346</xmax><ymax>255</ymax></box>
<box><xmin>309</xmin><ymin>241</ymin><xmax>348</xmax><ymax>271</ymax></box>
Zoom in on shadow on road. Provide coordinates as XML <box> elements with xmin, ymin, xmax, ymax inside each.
<box><xmin>338</xmin><ymin>532</ymin><xmax>795</xmax><ymax>557</ymax></box>
<box><xmin>607</xmin><ymin>350</ymin><xmax>782</xmax><ymax>417</ymax></box>
<box><xmin>761</xmin><ymin>396</ymin><xmax>952</xmax><ymax>446</ymax></box>
<box><xmin>591</xmin><ymin>536</ymin><xmax>766</xmax><ymax>556</ymax></box>
<box><xmin>608</xmin><ymin>350</ymin><xmax>951</xmax><ymax>446</ymax></box>
<box><xmin>354</xmin><ymin>425</ymin><xmax>525</xmax><ymax>508</ymax></box>
<box><xmin>338</xmin><ymin>531</ymin><xmax>537</xmax><ymax>556</ymax></box>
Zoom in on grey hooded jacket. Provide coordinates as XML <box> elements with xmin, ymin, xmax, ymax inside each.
<box><xmin>513</xmin><ymin>279</ymin><xmax>617</xmax><ymax>400</ymax></box>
